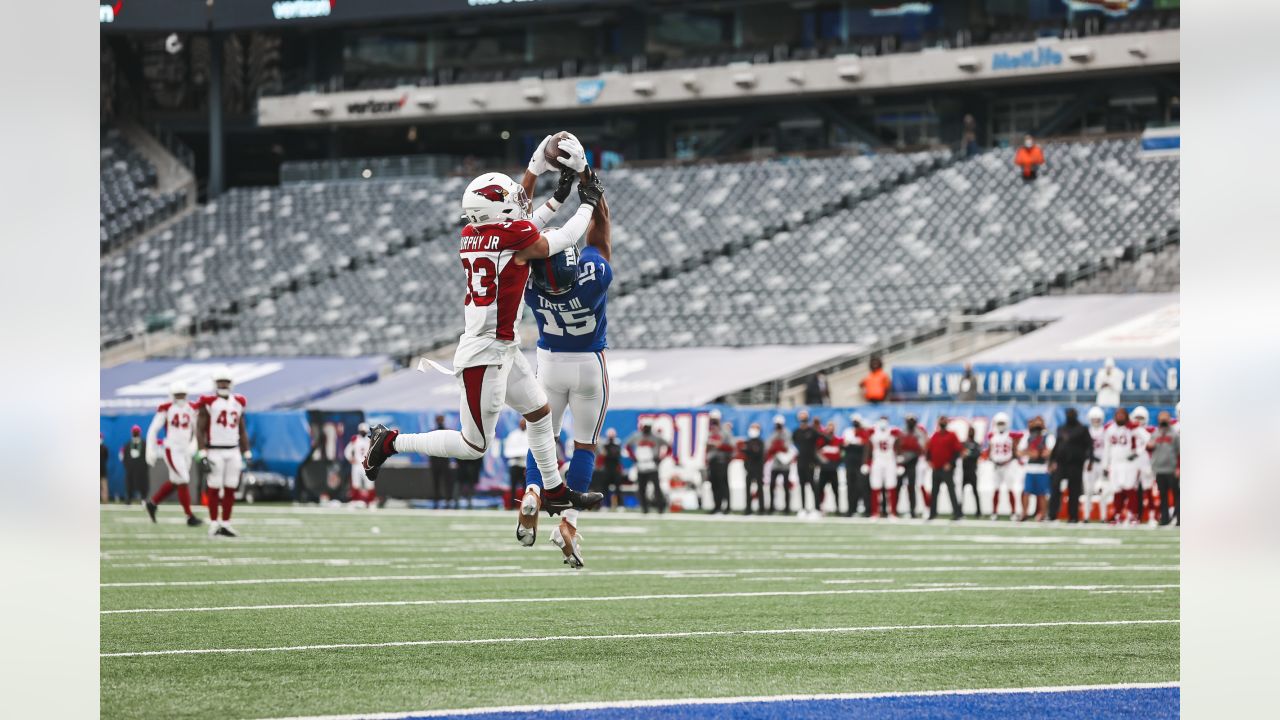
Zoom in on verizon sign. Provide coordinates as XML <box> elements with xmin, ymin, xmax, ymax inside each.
<box><xmin>272</xmin><ymin>0</ymin><xmax>333</xmax><ymax>21</ymax></box>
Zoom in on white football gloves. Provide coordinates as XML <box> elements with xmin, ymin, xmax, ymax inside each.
<box><xmin>243</xmin><ymin>450</ymin><xmax>254</xmax><ymax>462</ymax></box>
<box><xmin>527</xmin><ymin>134</ymin><xmax>554</xmax><ymax>176</ymax></box>
<box><xmin>556</xmin><ymin>135</ymin><xmax>587</xmax><ymax>173</ymax></box>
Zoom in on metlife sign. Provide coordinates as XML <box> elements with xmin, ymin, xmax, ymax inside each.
<box><xmin>272</xmin><ymin>0</ymin><xmax>333</xmax><ymax>20</ymax></box>
<box><xmin>991</xmin><ymin>45</ymin><xmax>1064</xmax><ymax>72</ymax></box>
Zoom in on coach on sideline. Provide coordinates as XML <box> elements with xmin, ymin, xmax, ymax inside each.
<box><xmin>1050</xmin><ymin>408</ymin><xmax>1092</xmax><ymax>523</ymax></box>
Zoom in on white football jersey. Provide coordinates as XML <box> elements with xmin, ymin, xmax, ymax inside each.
<box><xmin>986</xmin><ymin>431</ymin><xmax>1020</xmax><ymax>464</ymax></box>
<box><xmin>453</xmin><ymin>219</ymin><xmax>537</xmax><ymax>368</ymax></box>
<box><xmin>199</xmin><ymin>393</ymin><xmax>247</xmax><ymax>448</ymax></box>
<box><xmin>869</xmin><ymin>427</ymin><xmax>898</xmax><ymax>463</ymax></box>
<box><xmin>157</xmin><ymin>399</ymin><xmax>196</xmax><ymax>450</ymax></box>
<box><xmin>345</xmin><ymin>434</ymin><xmax>371</xmax><ymax>465</ymax></box>
<box><xmin>1102</xmin><ymin>423</ymin><xmax>1134</xmax><ymax>468</ymax></box>
<box><xmin>1089</xmin><ymin>425</ymin><xmax>1105</xmax><ymax>461</ymax></box>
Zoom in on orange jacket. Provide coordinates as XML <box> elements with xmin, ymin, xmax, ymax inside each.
<box><xmin>861</xmin><ymin>368</ymin><xmax>891</xmax><ymax>402</ymax></box>
<box><xmin>1014</xmin><ymin>145</ymin><xmax>1045</xmax><ymax>177</ymax></box>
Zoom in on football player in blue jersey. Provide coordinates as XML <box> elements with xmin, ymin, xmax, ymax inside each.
<box><xmin>515</xmin><ymin>147</ymin><xmax>611</xmax><ymax>569</ymax></box>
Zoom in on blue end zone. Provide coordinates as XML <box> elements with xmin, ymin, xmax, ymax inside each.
<box><xmin>412</xmin><ymin>687</ymin><xmax>1178</xmax><ymax>720</ymax></box>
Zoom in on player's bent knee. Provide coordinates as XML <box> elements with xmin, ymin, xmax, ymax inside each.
<box><xmin>523</xmin><ymin>404</ymin><xmax>551</xmax><ymax>423</ymax></box>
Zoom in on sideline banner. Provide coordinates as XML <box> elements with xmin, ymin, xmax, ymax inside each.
<box><xmin>891</xmin><ymin>358</ymin><xmax>1179</xmax><ymax>398</ymax></box>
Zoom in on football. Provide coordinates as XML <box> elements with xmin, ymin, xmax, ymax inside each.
<box><xmin>543</xmin><ymin>130</ymin><xmax>575</xmax><ymax>171</ymax></box>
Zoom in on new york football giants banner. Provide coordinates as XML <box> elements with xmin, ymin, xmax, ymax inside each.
<box><xmin>891</xmin><ymin>358</ymin><xmax>1180</xmax><ymax>399</ymax></box>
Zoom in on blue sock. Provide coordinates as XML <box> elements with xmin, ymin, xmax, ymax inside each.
<box><xmin>523</xmin><ymin>450</ymin><xmax>543</xmax><ymax>490</ymax></box>
<box><xmin>566</xmin><ymin>448</ymin><xmax>595</xmax><ymax>493</ymax></box>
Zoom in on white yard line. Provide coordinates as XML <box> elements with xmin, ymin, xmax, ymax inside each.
<box><xmin>100</xmin><ymin>618</ymin><xmax>1178</xmax><ymax>659</ymax></box>
<box><xmin>257</xmin><ymin>681</ymin><xmax>1181</xmax><ymax>720</ymax></box>
<box><xmin>101</xmin><ymin>584</ymin><xmax>1178</xmax><ymax>616</ymax></box>
<box><xmin>100</xmin><ymin>564</ymin><xmax>1181</xmax><ymax>588</ymax></box>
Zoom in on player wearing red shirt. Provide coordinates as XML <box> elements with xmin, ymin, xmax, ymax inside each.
<box><xmin>815</xmin><ymin>421</ymin><xmax>843</xmax><ymax>515</ymax></box>
<box><xmin>925</xmin><ymin>417</ymin><xmax>965</xmax><ymax>521</ymax></box>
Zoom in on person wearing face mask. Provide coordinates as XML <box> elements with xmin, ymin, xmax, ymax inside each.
<box><xmin>792</xmin><ymin>410</ymin><xmax>820</xmax><ymax>515</ymax></box>
<box><xmin>596</xmin><ymin>428</ymin><xmax>625</xmax><ymax>510</ymax></box>
<box><xmin>1049</xmin><ymin>408</ymin><xmax>1092</xmax><ymax>524</ymax></box>
<box><xmin>842</xmin><ymin>415</ymin><xmax>873</xmax><ymax>517</ymax></box>
<box><xmin>865</xmin><ymin>417</ymin><xmax>901</xmax><ymax>518</ymax></box>
<box><xmin>1148</xmin><ymin>411</ymin><xmax>1180</xmax><ymax>526</ymax></box>
<box><xmin>742</xmin><ymin>423</ymin><xmax>766</xmax><ymax>515</ymax></box>
<box><xmin>815</xmin><ymin>421</ymin><xmax>842</xmax><ymax>515</ymax></box>
<box><xmin>1018</xmin><ymin>416</ymin><xmax>1055</xmax><ymax>521</ymax></box>
<box><xmin>895</xmin><ymin>415</ymin><xmax>928</xmax><ymax>519</ymax></box>
<box><xmin>625</xmin><ymin>422</ymin><xmax>670</xmax><ymax>514</ymax></box>
<box><xmin>1013</xmin><ymin>133</ymin><xmax>1044</xmax><ymax>181</ymax></box>
<box><xmin>925</xmin><ymin>416</ymin><xmax>964</xmax><ymax>521</ymax></box>
<box><xmin>120</xmin><ymin>425</ymin><xmax>149</xmax><ymax>506</ymax></box>
<box><xmin>705</xmin><ymin>411</ymin><xmax>735</xmax><ymax>514</ymax></box>
<box><xmin>343</xmin><ymin>423</ymin><xmax>375</xmax><ymax>508</ymax></box>
<box><xmin>765</xmin><ymin>416</ymin><xmax>794</xmax><ymax>515</ymax></box>
<box><xmin>143</xmin><ymin>382</ymin><xmax>202</xmax><ymax>526</ymax></box>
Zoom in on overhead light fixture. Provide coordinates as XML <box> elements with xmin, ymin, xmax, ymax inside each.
<box><xmin>787</xmin><ymin>70</ymin><xmax>805</xmax><ymax>86</ymax></box>
<box><xmin>1127</xmin><ymin>43</ymin><xmax>1148</xmax><ymax>58</ymax></box>
<box><xmin>956</xmin><ymin>55</ymin><xmax>980</xmax><ymax>72</ymax></box>
<box><xmin>522</xmin><ymin>85</ymin><xmax>546</xmax><ymax>103</ymax></box>
<box><xmin>413</xmin><ymin>93</ymin><xmax>437</xmax><ymax>110</ymax></box>
<box><xmin>632</xmin><ymin>79</ymin><xmax>656</xmax><ymax>96</ymax></box>
<box><xmin>309</xmin><ymin>100</ymin><xmax>333</xmax><ymax>116</ymax></box>
<box><xmin>681</xmin><ymin>73</ymin><xmax>700</xmax><ymax>92</ymax></box>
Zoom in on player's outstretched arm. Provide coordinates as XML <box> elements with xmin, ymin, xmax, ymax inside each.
<box><xmin>585</xmin><ymin>177</ymin><xmax>611</xmax><ymax>262</ymax></box>
<box><xmin>515</xmin><ymin>173</ymin><xmax>603</xmax><ymax>261</ymax></box>
<box><xmin>145</xmin><ymin>411</ymin><xmax>164</xmax><ymax>465</ymax></box>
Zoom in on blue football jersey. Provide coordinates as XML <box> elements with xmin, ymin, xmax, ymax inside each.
<box><xmin>525</xmin><ymin>246</ymin><xmax>612</xmax><ymax>352</ymax></box>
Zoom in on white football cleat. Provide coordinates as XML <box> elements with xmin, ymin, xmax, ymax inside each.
<box><xmin>207</xmin><ymin>520</ymin><xmax>221</xmax><ymax>538</ymax></box>
<box><xmin>516</xmin><ymin>488</ymin><xmax>541</xmax><ymax>547</ymax></box>
<box><xmin>550</xmin><ymin>520</ymin><xmax>583</xmax><ymax>569</ymax></box>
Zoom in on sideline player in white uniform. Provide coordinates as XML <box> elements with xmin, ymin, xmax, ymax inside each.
<box><xmin>196</xmin><ymin>366</ymin><xmax>250</xmax><ymax>537</ymax></box>
<box><xmin>985</xmin><ymin>412</ymin><xmax>1024</xmax><ymax>520</ymax></box>
<box><xmin>343</xmin><ymin>423</ymin><xmax>374</xmax><ymax>508</ymax></box>
<box><xmin>1129</xmin><ymin>406</ymin><xmax>1156</xmax><ymax>523</ymax></box>
<box><xmin>516</xmin><ymin>159</ymin><xmax>613</xmax><ymax>567</ymax></box>
<box><xmin>1082</xmin><ymin>406</ymin><xmax>1109</xmax><ymax>522</ymax></box>
<box><xmin>143</xmin><ymin>382</ymin><xmax>203</xmax><ymax>526</ymax></box>
<box><xmin>362</xmin><ymin>136</ymin><xmax>605</xmax><ymax>521</ymax></box>
<box><xmin>864</xmin><ymin>418</ymin><xmax>900</xmax><ymax>519</ymax></box>
<box><xmin>1102</xmin><ymin>407</ymin><xmax>1138</xmax><ymax>524</ymax></box>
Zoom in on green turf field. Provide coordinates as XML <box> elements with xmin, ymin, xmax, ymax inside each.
<box><xmin>100</xmin><ymin>505</ymin><xmax>1179</xmax><ymax>719</ymax></box>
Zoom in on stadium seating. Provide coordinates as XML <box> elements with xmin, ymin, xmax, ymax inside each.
<box><xmin>1059</xmin><ymin>241</ymin><xmax>1180</xmax><ymax>295</ymax></box>
<box><xmin>103</xmin><ymin>139</ymin><xmax>1178</xmax><ymax>359</ymax></box>
<box><xmin>608</xmin><ymin>139</ymin><xmax>1179</xmax><ymax>349</ymax></box>
<box><xmin>177</xmin><ymin>151</ymin><xmax>944</xmax><ymax>357</ymax></box>
<box><xmin>100</xmin><ymin>130</ymin><xmax>186</xmax><ymax>252</ymax></box>
<box><xmin>100</xmin><ymin>174</ymin><xmax>469</xmax><ymax>347</ymax></box>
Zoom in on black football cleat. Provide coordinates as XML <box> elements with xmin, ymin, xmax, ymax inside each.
<box><xmin>144</xmin><ymin>500</ymin><xmax>158</xmax><ymax>523</ymax></box>
<box><xmin>215</xmin><ymin>524</ymin><xmax>238</xmax><ymax>538</ymax></box>
<box><xmin>186</xmin><ymin>514</ymin><xmax>204</xmax><ymax>527</ymax></box>
<box><xmin>362</xmin><ymin>424</ymin><xmax>399</xmax><ymax>481</ymax></box>
<box><xmin>541</xmin><ymin>485</ymin><xmax>604</xmax><ymax>516</ymax></box>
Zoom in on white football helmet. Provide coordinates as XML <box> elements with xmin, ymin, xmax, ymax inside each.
<box><xmin>461</xmin><ymin>172</ymin><xmax>530</xmax><ymax>226</ymax></box>
<box><xmin>211</xmin><ymin>365</ymin><xmax>234</xmax><ymax>385</ymax></box>
<box><xmin>169</xmin><ymin>381</ymin><xmax>188</xmax><ymax>397</ymax></box>
<box><xmin>992</xmin><ymin>412</ymin><xmax>1010</xmax><ymax>431</ymax></box>
<box><xmin>1131</xmin><ymin>406</ymin><xmax>1149</xmax><ymax>425</ymax></box>
<box><xmin>1087</xmin><ymin>406</ymin><xmax>1105</xmax><ymax>426</ymax></box>
<box><xmin>876</xmin><ymin>417</ymin><xmax>889</xmax><ymax>431</ymax></box>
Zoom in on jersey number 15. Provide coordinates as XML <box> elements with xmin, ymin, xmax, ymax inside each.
<box><xmin>536</xmin><ymin>307</ymin><xmax>596</xmax><ymax>336</ymax></box>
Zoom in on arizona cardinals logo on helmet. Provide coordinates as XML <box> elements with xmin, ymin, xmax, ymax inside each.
<box><xmin>472</xmin><ymin>185</ymin><xmax>508</xmax><ymax>202</ymax></box>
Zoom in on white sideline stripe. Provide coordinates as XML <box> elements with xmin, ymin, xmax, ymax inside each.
<box><xmin>100</xmin><ymin>618</ymin><xmax>1178</xmax><ymax>658</ymax></box>
<box><xmin>101</xmin><ymin>564</ymin><xmax>1180</xmax><ymax>588</ymax></box>
<box><xmin>100</xmin><ymin>584</ymin><xmax>1178</xmax><ymax>615</ymax></box>
<box><xmin>258</xmin><ymin>681</ymin><xmax>1182</xmax><ymax>720</ymax></box>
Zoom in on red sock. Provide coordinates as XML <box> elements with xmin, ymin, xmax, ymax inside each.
<box><xmin>151</xmin><ymin>481</ymin><xmax>175</xmax><ymax>504</ymax></box>
<box><xmin>870</xmin><ymin>490</ymin><xmax>880</xmax><ymax>517</ymax></box>
<box><xmin>176</xmin><ymin>484</ymin><xmax>193</xmax><ymax>516</ymax></box>
<box><xmin>221</xmin><ymin>489</ymin><xmax>235</xmax><ymax>522</ymax></box>
<box><xmin>208</xmin><ymin>489</ymin><xmax>220</xmax><ymax>522</ymax></box>
<box><xmin>888</xmin><ymin>488</ymin><xmax>899</xmax><ymax>516</ymax></box>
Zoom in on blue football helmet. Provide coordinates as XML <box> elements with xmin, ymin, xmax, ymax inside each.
<box><xmin>530</xmin><ymin>245</ymin><xmax>579</xmax><ymax>295</ymax></box>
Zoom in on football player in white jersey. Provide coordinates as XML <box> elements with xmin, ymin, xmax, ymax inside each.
<box><xmin>1082</xmin><ymin>406</ymin><xmax>1109</xmax><ymax>523</ymax></box>
<box><xmin>985</xmin><ymin>412</ymin><xmax>1024</xmax><ymax>520</ymax></box>
<box><xmin>143</xmin><ymin>382</ymin><xmax>202</xmax><ymax>526</ymax></box>
<box><xmin>1129</xmin><ymin>406</ymin><xmax>1157</xmax><ymax>524</ymax></box>
<box><xmin>1102</xmin><ymin>407</ymin><xmax>1138</xmax><ymax>524</ymax></box>
<box><xmin>196</xmin><ymin>366</ymin><xmax>250</xmax><ymax>537</ymax></box>
<box><xmin>363</xmin><ymin>138</ymin><xmax>604</xmax><ymax>521</ymax></box>
<box><xmin>343</xmin><ymin>423</ymin><xmax>374</xmax><ymax>508</ymax></box>
<box><xmin>864</xmin><ymin>417</ymin><xmax>900</xmax><ymax>519</ymax></box>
